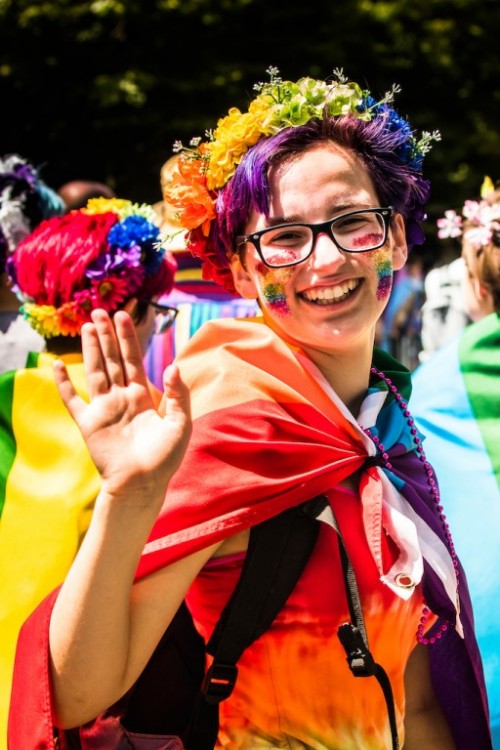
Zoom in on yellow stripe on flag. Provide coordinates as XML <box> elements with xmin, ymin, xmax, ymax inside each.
<box><xmin>0</xmin><ymin>354</ymin><xmax>100</xmax><ymax>750</ymax></box>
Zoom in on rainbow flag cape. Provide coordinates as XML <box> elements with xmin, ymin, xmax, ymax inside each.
<box><xmin>9</xmin><ymin>319</ymin><xmax>491</xmax><ymax>749</ymax></box>
<box><xmin>0</xmin><ymin>353</ymin><xmax>100</xmax><ymax>750</ymax></box>
<box><xmin>411</xmin><ymin>312</ymin><xmax>500</xmax><ymax>747</ymax></box>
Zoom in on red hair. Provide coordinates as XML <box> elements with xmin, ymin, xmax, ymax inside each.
<box><xmin>14</xmin><ymin>211</ymin><xmax>117</xmax><ymax>307</ymax></box>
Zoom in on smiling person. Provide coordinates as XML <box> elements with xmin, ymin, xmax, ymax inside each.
<box><xmin>9</xmin><ymin>70</ymin><xmax>491</xmax><ymax>750</ymax></box>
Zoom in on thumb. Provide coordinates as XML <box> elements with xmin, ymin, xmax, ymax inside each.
<box><xmin>53</xmin><ymin>359</ymin><xmax>87</xmax><ymax>425</ymax></box>
<box><xmin>162</xmin><ymin>364</ymin><xmax>192</xmax><ymax>430</ymax></box>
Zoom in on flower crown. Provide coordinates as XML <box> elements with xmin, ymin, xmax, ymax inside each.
<box><xmin>164</xmin><ymin>67</ymin><xmax>440</xmax><ymax>288</ymax></box>
<box><xmin>11</xmin><ymin>198</ymin><xmax>173</xmax><ymax>338</ymax></box>
<box><xmin>0</xmin><ymin>153</ymin><xmax>64</xmax><ymax>275</ymax></box>
<box><xmin>437</xmin><ymin>176</ymin><xmax>500</xmax><ymax>249</ymax></box>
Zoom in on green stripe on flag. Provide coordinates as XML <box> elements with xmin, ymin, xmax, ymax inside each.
<box><xmin>459</xmin><ymin>313</ymin><xmax>500</xmax><ymax>493</ymax></box>
<box><xmin>0</xmin><ymin>371</ymin><xmax>17</xmax><ymax>519</ymax></box>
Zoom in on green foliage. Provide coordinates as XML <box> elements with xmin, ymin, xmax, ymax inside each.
<box><xmin>1</xmin><ymin>0</ymin><xmax>499</xmax><ymax>266</ymax></box>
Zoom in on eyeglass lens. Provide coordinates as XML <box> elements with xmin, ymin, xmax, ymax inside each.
<box><xmin>153</xmin><ymin>307</ymin><xmax>178</xmax><ymax>335</ymax></box>
<box><xmin>259</xmin><ymin>211</ymin><xmax>386</xmax><ymax>267</ymax></box>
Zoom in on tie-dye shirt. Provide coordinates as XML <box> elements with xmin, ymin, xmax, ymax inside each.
<box><xmin>187</xmin><ymin>486</ymin><xmax>431</xmax><ymax>750</ymax></box>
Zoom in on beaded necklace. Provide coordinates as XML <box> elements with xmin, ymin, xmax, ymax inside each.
<box><xmin>363</xmin><ymin>365</ymin><xmax>458</xmax><ymax>645</ymax></box>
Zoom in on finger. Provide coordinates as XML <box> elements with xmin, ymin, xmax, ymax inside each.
<box><xmin>162</xmin><ymin>364</ymin><xmax>192</xmax><ymax>429</ymax></box>
<box><xmin>113</xmin><ymin>311</ymin><xmax>149</xmax><ymax>389</ymax></box>
<box><xmin>91</xmin><ymin>309</ymin><xmax>126</xmax><ymax>388</ymax></box>
<box><xmin>81</xmin><ymin>320</ymin><xmax>110</xmax><ymax>398</ymax></box>
<box><xmin>53</xmin><ymin>359</ymin><xmax>87</xmax><ymax>424</ymax></box>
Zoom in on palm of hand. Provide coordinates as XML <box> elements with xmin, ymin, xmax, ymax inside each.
<box><xmin>77</xmin><ymin>381</ymin><xmax>188</xmax><ymax>497</ymax></box>
<box><xmin>54</xmin><ymin>310</ymin><xmax>191</xmax><ymax>505</ymax></box>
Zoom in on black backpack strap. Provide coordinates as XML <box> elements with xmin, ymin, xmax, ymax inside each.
<box><xmin>302</xmin><ymin>500</ymin><xmax>400</xmax><ymax>750</ymax></box>
<box><xmin>185</xmin><ymin>497</ymin><xmax>323</xmax><ymax>749</ymax></box>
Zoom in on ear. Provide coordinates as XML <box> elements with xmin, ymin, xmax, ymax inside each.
<box><xmin>229</xmin><ymin>254</ymin><xmax>259</xmax><ymax>299</ymax></box>
<box><xmin>474</xmin><ymin>278</ymin><xmax>492</xmax><ymax>303</ymax></box>
<box><xmin>391</xmin><ymin>212</ymin><xmax>408</xmax><ymax>271</ymax></box>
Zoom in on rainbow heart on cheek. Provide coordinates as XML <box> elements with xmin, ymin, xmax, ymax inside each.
<box><xmin>256</xmin><ymin>262</ymin><xmax>294</xmax><ymax>316</ymax></box>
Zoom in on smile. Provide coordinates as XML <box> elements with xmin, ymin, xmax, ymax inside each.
<box><xmin>301</xmin><ymin>279</ymin><xmax>361</xmax><ymax>305</ymax></box>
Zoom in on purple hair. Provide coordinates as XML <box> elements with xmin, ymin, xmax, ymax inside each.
<box><xmin>208</xmin><ymin>116</ymin><xmax>430</xmax><ymax>292</ymax></box>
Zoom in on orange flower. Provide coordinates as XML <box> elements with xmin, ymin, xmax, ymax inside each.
<box><xmin>56</xmin><ymin>302</ymin><xmax>87</xmax><ymax>337</ymax></box>
<box><xmin>165</xmin><ymin>151</ymin><xmax>216</xmax><ymax>236</ymax></box>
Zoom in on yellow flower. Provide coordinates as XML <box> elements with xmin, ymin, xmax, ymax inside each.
<box><xmin>83</xmin><ymin>198</ymin><xmax>132</xmax><ymax>216</ymax></box>
<box><xmin>22</xmin><ymin>303</ymin><xmax>61</xmax><ymax>337</ymax></box>
<box><xmin>206</xmin><ymin>108</ymin><xmax>267</xmax><ymax>190</ymax></box>
<box><xmin>480</xmin><ymin>176</ymin><xmax>495</xmax><ymax>198</ymax></box>
<box><xmin>248</xmin><ymin>94</ymin><xmax>278</xmax><ymax>132</ymax></box>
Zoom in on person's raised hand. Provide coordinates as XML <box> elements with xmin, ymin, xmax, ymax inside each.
<box><xmin>53</xmin><ymin>309</ymin><xmax>191</xmax><ymax>506</ymax></box>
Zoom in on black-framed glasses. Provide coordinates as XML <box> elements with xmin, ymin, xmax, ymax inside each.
<box><xmin>237</xmin><ymin>207</ymin><xmax>394</xmax><ymax>269</ymax></box>
<box><xmin>149</xmin><ymin>302</ymin><xmax>179</xmax><ymax>334</ymax></box>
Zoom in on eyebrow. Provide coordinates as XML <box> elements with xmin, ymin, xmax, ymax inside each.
<box><xmin>265</xmin><ymin>204</ymin><xmax>370</xmax><ymax>227</ymax></box>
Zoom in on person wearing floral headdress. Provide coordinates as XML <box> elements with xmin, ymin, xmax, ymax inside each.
<box><xmin>0</xmin><ymin>153</ymin><xmax>65</xmax><ymax>373</ymax></box>
<box><xmin>0</xmin><ymin>197</ymin><xmax>177</xmax><ymax>750</ymax></box>
<box><xmin>411</xmin><ymin>177</ymin><xmax>500</xmax><ymax>748</ymax></box>
<box><xmin>9</xmin><ymin>70</ymin><xmax>491</xmax><ymax>749</ymax></box>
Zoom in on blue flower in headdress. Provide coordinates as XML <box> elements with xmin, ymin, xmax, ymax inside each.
<box><xmin>108</xmin><ymin>215</ymin><xmax>160</xmax><ymax>251</ymax></box>
<box><xmin>107</xmin><ymin>215</ymin><xmax>164</xmax><ymax>276</ymax></box>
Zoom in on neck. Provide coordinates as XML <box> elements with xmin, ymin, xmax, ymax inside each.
<box><xmin>300</xmin><ymin>341</ymin><xmax>374</xmax><ymax>417</ymax></box>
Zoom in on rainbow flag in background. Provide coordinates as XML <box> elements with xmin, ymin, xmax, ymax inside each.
<box><xmin>0</xmin><ymin>352</ymin><xmax>100</xmax><ymax>750</ymax></box>
<box><xmin>411</xmin><ymin>312</ymin><xmax>500</xmax><ymax>748</ymax></box>
<box><xmin>144</xmin><ymin>288</ymin><xmax>260</xmax><ymax>389</ymax></box>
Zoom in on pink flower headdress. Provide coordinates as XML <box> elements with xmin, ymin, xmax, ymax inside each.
<box><xmin>437</xmin><ymin>176</ymin><xmax>500</xmax><ymax>249</ymax></box>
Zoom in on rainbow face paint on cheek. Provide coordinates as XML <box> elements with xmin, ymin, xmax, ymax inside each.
<box><xmin>255</xmin><ymin>262</ymin><xmax>293</xmax><ymax>316</ymax></box>
<box><xmin>372</xmin><ymin>247</ymin><xmax>393</xmax><ymax>300</ymax></box>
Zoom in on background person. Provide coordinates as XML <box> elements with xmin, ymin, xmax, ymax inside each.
<box><xmin>57</xmin><ymin>179</ymin><xmax>116</xmax><ymax>211</ymax></box>
<box><xmin>0</xmin><ymin>197</ymin><xmax>176</xmax><ymax>750</ymax></box>
<box><xmin>0</xmin><ymin>153</ymin><xmax>65</xmax><ymax>373</ymax></box>
<box><xmin>10</xmin><ymin>70</ymin><xmax>491</xmax><ymax>750</ymax></box>
<box><xmin>411</xmin><ymin>178</ymin><xmax>500</xmax><ymax>747</ymax></box>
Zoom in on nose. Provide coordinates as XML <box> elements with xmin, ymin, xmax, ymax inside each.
<box><xmin>309</xmin><ymin>229</ymin><xmax>345</xmax><ymax>268</ymax></box>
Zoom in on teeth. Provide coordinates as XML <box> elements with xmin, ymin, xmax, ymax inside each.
<box><xmin>303</xmin><ymin>279</ymin><xmax>359</xmax><ymax>304</ymax></box>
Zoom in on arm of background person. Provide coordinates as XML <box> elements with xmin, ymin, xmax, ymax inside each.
<box><xmin>403</xmin><ymin>643</ymin><xmax>456</xmax><ymax>749</ymax></box>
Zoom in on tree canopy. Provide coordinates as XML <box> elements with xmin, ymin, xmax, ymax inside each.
<box><xmin>2</xmin><ymin>0</ymin><xmax>499</xmax><ymax>262</ymax></box>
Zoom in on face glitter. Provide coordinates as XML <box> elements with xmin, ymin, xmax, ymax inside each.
<box><xmin>256</xmin><ymin>262</ymin><xmax>292</xmax><ymax>316</ymax></box>
<box><xmin>372</xmin><ymin>247</ymin><xmax>393</xmax><ymax>300</ymax></box>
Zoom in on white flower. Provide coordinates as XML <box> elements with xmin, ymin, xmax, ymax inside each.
<box><xmin>437</xmin><ymin>210</ymin><xmax>462</xmax><ymax>239</ymax></box>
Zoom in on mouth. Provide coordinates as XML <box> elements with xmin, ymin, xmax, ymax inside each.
<box><xmin>300</xmin><ymin>278</ymin><xmax>361</xmax><ymax>305</ymax></box>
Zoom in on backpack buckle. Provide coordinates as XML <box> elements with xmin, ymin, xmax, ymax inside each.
<box><xmin>337</xmin><ymin>622</ymin><xmax>377</xmax><ymax>677</ymax></box>
<box><xmin>202</xmin><ymin>661</ymin><xmax>238</xmax><ymax>703</ymax></box>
